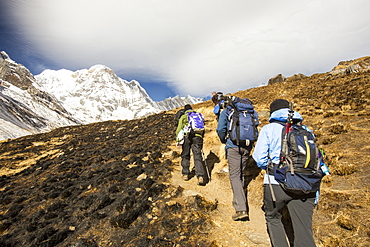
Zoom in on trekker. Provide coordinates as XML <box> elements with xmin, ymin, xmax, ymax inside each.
<box><xmin>211</xmin><ymin>91</ymin><xmax>224</xmax><ymax>121</ymax></box>
<box><xmin>211</xmin><ymin>91</ymin><xmax>223</xmax><ymax>105</ymax></box>
<box><xmin>252</xmin><ymin>99</ymin><xmax>317</xmax><ymax>247</ymax></box>
<box><xmin>216</xmin><ymin>97</ymin><xmax>259</xmax><ymax>221</ymax></box>
<box><xmin>175</xmin><ymin>104</ymin><xmax>207</xmax><ymax>186</ymax></box>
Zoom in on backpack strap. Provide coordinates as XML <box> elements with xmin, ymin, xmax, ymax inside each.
<box><xmin>271</xmin><ymin>121</ymin><xmax>295</xmax><ymax>174</ymax></box>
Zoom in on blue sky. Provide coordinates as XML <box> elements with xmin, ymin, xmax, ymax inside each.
<box><xmin>1</xmin><ymin>0</ymin><xmax>369</xmax><ymax>101</ymax></box>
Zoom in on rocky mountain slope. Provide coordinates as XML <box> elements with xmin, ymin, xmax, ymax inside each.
<box><xmin>0</xmin><ymin>52</ymin><xmax>80</xmax><ymax>140</ymax></box>
<box><xmin>0</xmin><ymin>56</ymin><xmax>369</xmax><ymax>246</ymax></box>
<box><xmin>0</xmin><ymin>51</ymin><xmax>203</xmax><ymax>140</ymax></box>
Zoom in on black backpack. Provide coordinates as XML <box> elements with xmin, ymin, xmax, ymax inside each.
<box><xmin>273</xmin><ymin>108</ymin><xmax>323</xmax><ymax>195</ymax></box>
<box><xmin>215</xmin><ymin>92</ymin><xmax>224</xmax><ymax>102</ymax></box>
<box><xmin>174</xmin><ymin>109</ymin><xmax>186</xmax><ymax>126</ymax></box>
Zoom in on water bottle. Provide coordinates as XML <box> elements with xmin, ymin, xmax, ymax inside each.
<box><xmin>318</xmin><ymin>148</ymin><xmax>330</xmax><ymax>175</ymax></box>
<box><xmin>320</xmin><ymin>162</ymin><xmax>330</xmax><ymax>176</ymax></box>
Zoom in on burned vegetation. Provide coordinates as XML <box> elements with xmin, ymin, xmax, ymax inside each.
<box><xmin>1</xmin><ymin>56</ymin><xmax>370</xmax><ymax>247</ymax></box>
<box><xmin>0</xmin><ymin>113</ymin><xmax>216</xmax><ymax>246</ymax></box>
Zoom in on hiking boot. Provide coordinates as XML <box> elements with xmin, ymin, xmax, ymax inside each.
<box><xmin>182</xmin><ymin>174</ymin><xmax>189</xmax><ymax>181</ymax></box>
<box><xmin>197</xmin><ymin>176</ymin><xmax>205</xmax><ymax>186</ymax></box>
<box><xmin>232</xmin><ymin>211</ymin><xmax>249</xmax><ymax>221</ymax></box>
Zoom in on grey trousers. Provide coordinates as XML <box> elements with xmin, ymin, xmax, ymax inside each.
<box><xmin>263</xmin><ymin>184</ymin><xmax>316</xmax><ymax>247</ymax></box>
<box><xmin>227</xmin><ymin>146</ymin><xmax>252</xmax><ymax>212</ymax></box>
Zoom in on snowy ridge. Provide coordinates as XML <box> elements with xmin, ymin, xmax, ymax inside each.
<box><xmin>35</xmin><ymin>65</ymin><xmax>161</xmax><ymax>123</ymax></box>
<box><xmin>0</xmin><ymin>51</ymin><xmax>204</xmax><ymax>140</ymax></box>
<box><xmin>0</xmin><ymin>51</ymin><xmax>80</xmax><ymax>140</ymax></box>
<box><xmin>35</xmin><ymin>65</ymin><xmax>204</xmax><ymax>123</ymax></box>
<box><xmin>155</xmin><ymin>95</ymin><xmax>204</xmax><ymax>111</ymax></box>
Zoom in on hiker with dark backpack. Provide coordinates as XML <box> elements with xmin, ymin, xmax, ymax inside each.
<box><xmin>175</xmin><ymin>104</ymin><xmax>207</xmax><ymax>186</ymax></box>
<box><xmin>211</xmin><ymin>91</ymin><xmax>225</xmax><ymax>121</ymax></box>
<box><xmin>252</xmin><ymin>99</ymin><xmax>324</xmax><ymax>247</ymax></box>
<box><xmin>216</xmin><ymin>96</ymin><xmax>259</xmax><ymax>221</ymax></box>
<box><xmin>211</xmin><ymin>91</ymin><xmax>224</xmax><ymax>105</ymax></box>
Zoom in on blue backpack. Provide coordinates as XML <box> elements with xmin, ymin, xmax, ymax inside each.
<box><xmin>226</xmin><ymin>97</ymin><xmax>259</xmax><ymax>145</ymax></box>
<box><xmin>187</xmin><ymin>111</ymin><xmax>205</xmax><ymax>134</ymax></box>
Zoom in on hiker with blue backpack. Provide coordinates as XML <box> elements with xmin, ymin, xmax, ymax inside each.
<box><xmin>216</xmin><ymin>96</ymin><xmax>259</xmax><ymax>221</ymax></box>
<box><xmin>252</xmin><ymin>99</ymin><xmax>325</xmax><ymax>247</ymax></box>
<box><xmin>175</xmin><ymin>104</ymin><xmax>207</xmax><ymax>186</ymax></box>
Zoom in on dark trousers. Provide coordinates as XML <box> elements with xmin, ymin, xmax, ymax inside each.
<box><xmin>181</xmin><ymin>135</ymin><xmax>205</xmax><ymax>177</ymax></box>
<box><xmin>227</xmin><ymin>146</ymin><xmax>252</xmax><ymax>212</ymax></box>
<box><xmin>263</xmin><ymin>184</ymin><xmax>316</xmax><ymax>247</ymax></box>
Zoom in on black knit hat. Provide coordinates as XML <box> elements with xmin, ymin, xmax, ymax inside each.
<box><xmin>184</xmin><ymin>104</ymin><xmax>192</xmax><ymax>110</ymax></box>
<box><xmin>270</xmin><ymin>99</ymin><xmax>289</xmax><ymax>114</ymax></box>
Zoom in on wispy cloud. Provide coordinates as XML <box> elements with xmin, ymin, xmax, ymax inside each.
<box><xmin>6</xmin><ymin>0</ymin><xmax>370</xmax><ymax>97</ymax></box>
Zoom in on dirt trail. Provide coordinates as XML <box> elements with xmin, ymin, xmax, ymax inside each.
<box><xmin>168</xmin><ymin>107</ymin><xmax>270</xmax><ymax>246</ymax></box>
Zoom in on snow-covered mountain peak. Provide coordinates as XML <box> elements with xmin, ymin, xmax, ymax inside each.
<box><xmin>87</xmin><ymin>64</ymin><xmax>112</xmax><ymax>73</ymax></box>
<box><xmin>0</xmin><ymin>52</ymin><xmax>80</xmax><ymax>140</ymax></box>
<box><xmin>0</xmin><ymin>51</ymin><xmax>16</xmax><ymax>65</ymax></box>
<box><xmin>127</xmin><ymin>79</ymin><xmax>141</xmax><ymax>88</ymax></box>
<box><xmin>34</xmin><ymin>65</ymin><xmax>204</xmax><ymax>123</ymax></box>
<box><xmin>1</xmin><ymin>51</ymin><xmax>204</xmax><ymax>140</ymax></box>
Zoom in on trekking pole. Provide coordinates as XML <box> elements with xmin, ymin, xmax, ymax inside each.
<box><xmin>281</xmin><ymin>102</ymin><xmax>295</xmax><ymax>175</ymax></box>
<box><xmin>201</xmin><ymin>149</ymin><xmax>211</xmax><ymax>182</ymax></box>
<box><xmin>267</xmin><ymin>162</ymin><xmax>276</xmax><ymax>202</ymax></box>
<box><xmin>286</xmin><ymin>102</ymin><xmax>294</xmax><ymax>133</ymax></box>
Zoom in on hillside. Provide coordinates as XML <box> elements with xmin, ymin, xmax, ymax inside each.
<box><xmin>0</xmin><ymin>56</ymin><xmax>369</xmax><ymax>246</ymax></box>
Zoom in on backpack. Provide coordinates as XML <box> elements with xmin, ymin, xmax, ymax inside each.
<box><xmin>273</xmin><ymin>122</ymin><xmax>323</xmax><ymax>195</ymax></box>
<box><xmin>212</xmin><ymin>92</ymin><xmax>224</xmax><ymax>104</ymax></box>
<box><xmin>187</xmin><ymin>111</ymin><xmax>205</xmax><ymax>134</ymax></box>
<box><xmin>226</xmin><ymin>97</ymin><xmax>259</xmax><ymax>145</ymax></box>
<box><xmin>215</xmin><ymin>92</ymin><xmax>224</xmax><ymax>102</ymax></box>
<box><xmin>175</xmin><ymin>109</ymin><xmax>186</xmax><ymax>126</ymax></box>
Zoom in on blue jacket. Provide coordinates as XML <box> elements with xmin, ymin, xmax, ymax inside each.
<box><xmin>216</xmin><ymin>106</ymin><xmax>258</xmax><ymax>149</ymax></box>
<box><xmin>213</xmin><ymin>99</ymin><xmax>225</xmax><ymax>115</ymax></box>
<box><xmin>252</xmin><ymin>108</ymin><xmax>303</xmax><ymax>184</ymax></box>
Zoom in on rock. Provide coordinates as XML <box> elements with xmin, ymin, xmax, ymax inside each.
<box><xmin>268</xmin><ymin>74</ymin><xmax>286</xmax><ymax>85</ymax></box>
